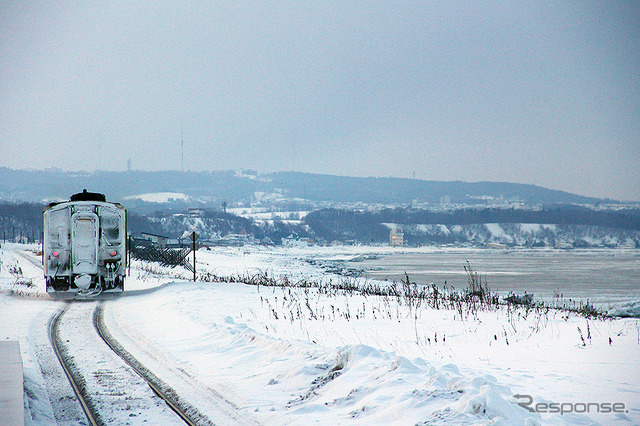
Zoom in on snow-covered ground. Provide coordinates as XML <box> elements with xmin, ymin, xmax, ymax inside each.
<box><xmin>125</xmin><ymin>192</ymin><xmax>190</xmax><ymax>203</ymax></box>
<box><xmin>1</xmin><ymin>243</ymin><xmax>639</xmax><ymax>424</ymax></box>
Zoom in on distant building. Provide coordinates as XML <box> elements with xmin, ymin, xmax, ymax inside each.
<box><xmin>140</xmin><ymin>232</ymin><xmax>169</xmax><ymax>247</ymax></box>
<box><xmin>282</xmin><ymin>233</ymin><xmax>313</xmax><ymax>247</ymax></box>
<box><xmin>224</xmin><ymin>227</ymin><xmax>254</xmax><ymax>244</ymax></box>
<box><xmin>188</xmin><ymin>208</ymin><xmax>204</xmax><ymax>218</ymax></box>
<box><xmin>390</xmin><ymin>227</ymin><xmax>404</xmax><ymax>247</ymax></box>
<box><xmin>485</xmin><ymin>242</ymin><xmax>508</xmax><ymax>249</ymax></box>
<box><xmin>440</xmin><ymin>194</ymin><xmax>452</xmax><ymax>204</ymax></box>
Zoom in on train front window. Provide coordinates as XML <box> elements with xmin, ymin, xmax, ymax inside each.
<box><xmin>100</xmin><ymin>210</ymin><xmax>121</xmax><ymax>243</ymax></box>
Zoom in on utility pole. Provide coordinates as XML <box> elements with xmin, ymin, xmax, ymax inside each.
<box><xmin>127</xmin><ymin>235</ymin><xmax>132</xmax><ymax>277</ymax></box>
<box><xmin>190</xmin><ymin>231</ymin><xmax>198</xmax><ymax>281</ymax></box>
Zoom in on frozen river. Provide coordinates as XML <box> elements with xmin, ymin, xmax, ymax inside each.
<box><xmin>348</xmin><ymin>249</ymin><xmax>640</xmax><ymax>309</ymax></box>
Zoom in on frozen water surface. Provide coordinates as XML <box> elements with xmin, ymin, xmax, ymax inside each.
<box><xmin>349</xmin><ymin>249</ymin><xmax>640</xmax><ymax>309</ymax></box>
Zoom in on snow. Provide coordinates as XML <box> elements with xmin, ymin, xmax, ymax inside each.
<box><xmin>520</xmin><ymin>223</ymin><xmax>542</xmax><ymax>234</ymax></box>
<box><xmin>125</xmin><ymin>192</ymin><xmax>190</xmax><ymax>203</ymax></box>
<box><xmin>229</xmin><ymin>210</ymin><xmax>310</xmax><ymax>221</ymax></box>
<box><xmin>110</xmin><ymin>282</ymin><xmax>536</xmax><ymax>424</ymax></box>
<box><xmin>409</xmin><ymin>224</ymin><xmax>452</xmax><ymax>235</ymax></box>
<box><xmin>608</xmin><ymin>301</ymin><xmax>640</xmax><ymax>318</ymax></box>
<box><xmin>1</xmin><ymin>243</ymin><xmax>639</xmax><ymax>424</ymax></box>
<box><xmin>484</xmin><ymin>223</ymin><xmax>514</xmax><ymax>244</ymax></box>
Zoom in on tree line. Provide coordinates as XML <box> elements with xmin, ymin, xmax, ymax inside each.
<box><xmin>303</xmin><ymin>206</ymin><xmax>640</xmax><ymax>243</ymax></box>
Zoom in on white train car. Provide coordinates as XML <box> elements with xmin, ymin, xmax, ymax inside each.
<box><xmin>44</xmin><ymin>190</ymin><xmax>126</xmax><ymax>296</ymax></box>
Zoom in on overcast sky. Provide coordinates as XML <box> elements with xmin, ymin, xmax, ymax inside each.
<box><xmin>1</xmin><ymin>1</ymin><xmax>638</xmax><ymax>201</ymax></box>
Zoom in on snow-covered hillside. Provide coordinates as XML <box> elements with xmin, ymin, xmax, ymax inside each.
<box><xmin>392</xmin><ymin>222</ymin><xmax>640</xmax><ymax>248</ymax></box>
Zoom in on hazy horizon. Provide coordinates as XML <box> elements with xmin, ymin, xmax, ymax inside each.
<box><xmin>2</xmin><ymin>2</ymin><xmax>638</xmax><ymax>201</ymax></box>
<box><xmin>1</xmin><ymin>165</ymin><xmax>629</xmax><ymax>204</ymax></box>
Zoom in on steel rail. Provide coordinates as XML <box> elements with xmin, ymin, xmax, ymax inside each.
<box><xmin>49</xmin><ymin>305</ymin><xmax>101</xmax><ymax>426</ymax></box>
<box><xmin>93</xmin><ymin>304</ymin><xmax>201</xmax><ymax>426</ymax></box>
<box><xmin>27</xmin><ymin>250</ymin><xmax>205</xmax><ymax>425</ymax></box>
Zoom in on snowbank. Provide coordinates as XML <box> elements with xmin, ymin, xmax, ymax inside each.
<box><xmin>110</xmin><ymin>282</ymin><xmax>547</xmax><ymax>424</ymax></box>
<box><xmin>607</xmin><ymin>301</ymin><xmax>640</xmax><ymax>318</ymax></box>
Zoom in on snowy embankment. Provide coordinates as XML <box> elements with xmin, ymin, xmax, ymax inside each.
<box><xmin>113</xmin><ymin>247</ymin><xmax>639</xmax><ymax>424</ymax></box>
<box><xmin>607</xmin><ymin>301</ymin><xmax>640</xmax><ymax>318</ymax></box>
<box><xmin>1</xmin><ymin>244</ymin><xmax>639</xmax><ymax>424</ymax></box>
<box><xmin>109</xmin><ymin>282</ymin><xmax>532</xmax><ymax>424</ymax></box>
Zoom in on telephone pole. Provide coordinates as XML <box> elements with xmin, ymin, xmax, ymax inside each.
<box><xmin>190</xmin><ymin>231</ymin><xmax>198</xmax><ymax>281</ymax></box>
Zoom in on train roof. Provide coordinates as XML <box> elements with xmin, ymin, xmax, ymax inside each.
<box><xmin>70</xmin><ymin>189</ymin><xmax>106</xmax><ymax>202</ymax></box>
<box><xmin>45</xmin><ymin>189</ymin><xmax>124</xmax><ymax>211</ymax></box>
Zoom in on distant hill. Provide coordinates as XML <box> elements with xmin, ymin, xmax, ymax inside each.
<box><xmin>0</xmin><ymin>167</ymin><xmax>611</xmax><ymax>207</ymax></box>
<box><xmin>268</xmin><ymin>172</ymin><xmax>609</xmax><ymax>205</ymax></box>
<box><xmin>304</xmin><ymin>206</ymin><xmax>640</xmax><ymax>246</ymax></box>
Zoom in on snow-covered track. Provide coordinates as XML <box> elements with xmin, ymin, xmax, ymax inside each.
<box><xmin>94</xmin><ymin>304</ymin><xmax>209</xmax><ymax>425</ymax></box>
<box><xmin>49</xmin><ymin>304</ymin><xmax>100</xmax><ymax>426</ymax></box>
<box><xmin>50</xmin><ymin>302</ymin><xmax>202</xmax><ymax>425</ymax></box>
<box><xmin>15</xmin><ymin>250</ymin><xmax>43</xmax><ymax>269</ymax></box>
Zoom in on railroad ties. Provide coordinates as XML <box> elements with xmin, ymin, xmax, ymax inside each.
<box><xmin>50</xmin><ymin>303</ymin><xmax>206</xmax><ymax>425</ymax></box>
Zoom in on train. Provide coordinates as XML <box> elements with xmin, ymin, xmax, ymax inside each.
<box><xmin>43</xmin><ymin>190</ymin><xmax>126</xmax><ymax>297</ymax></box>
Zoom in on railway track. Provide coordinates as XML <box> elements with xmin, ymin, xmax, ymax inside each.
<box><xmin>49</xmin><ymin>305</ymin><xmax>100</xmax><ymax>426</ymax></box>
<box><xmin>93</xmin><ymin>304</ymin><xmax>206</xmax><ymax>425</ymax></box>
<box><xmin>49</xmin><ymin>302</ymin><xmax>210</xmax><ymax>425</ymax></box>
<box><xmin>15</xmin><ymin>249</ymin><xmax>44</xmax><ymax>268</ymax></box>
<box><xmin>14</xmin><ymin>249</ymin><xmax>253</xmax><ymax>425</ymax></box>
<box><xmin>16</xmin><ymin>249</ymin><xmax>202</xmax><ymax>423</ymax></box>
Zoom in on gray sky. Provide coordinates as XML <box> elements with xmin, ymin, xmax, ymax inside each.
<box><xmin>1</xmin><ymin>1</ymin><xmax>639</xmax><ymax>201</ymax></box>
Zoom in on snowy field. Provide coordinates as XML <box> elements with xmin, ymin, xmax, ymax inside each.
<box><xmin>1</xmin><ymin>243</ymin><xmax>639</xmax><ymax>424</ymax></box>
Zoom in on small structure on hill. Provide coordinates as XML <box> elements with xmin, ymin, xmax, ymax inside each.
<box><xmin>390</xmin><ymin>226</ymin><xmax>404</xmax><ymax>247</ymax></box>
